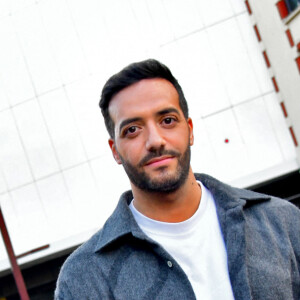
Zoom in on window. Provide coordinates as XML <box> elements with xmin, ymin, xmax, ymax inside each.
<box><xmin>285</xmin><ymin>0</ymin><xmax>300</xmax><ymax>13</ymax></box>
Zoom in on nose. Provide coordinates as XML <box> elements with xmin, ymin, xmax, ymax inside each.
<box><xmin>145</xmin><ymin>123</ymin><xmax>166</xmax><ymax>152</ymax></box>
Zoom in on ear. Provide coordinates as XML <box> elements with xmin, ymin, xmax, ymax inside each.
<box><xmin>187</xmin><ymin>118</ymin><xmax>194</xmax><ymax>146</ymax></box>
<box><xmin>108</xmin><ymin>139</ymin><xmax>122</xmax><ymax>164</ymax></box>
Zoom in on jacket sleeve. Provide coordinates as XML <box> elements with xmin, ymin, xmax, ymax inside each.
<box><xmin>54</xmin><ymin>279</ymin><xmax>73</xmax><ymax>300</ymax></box>
<box><xmin>288</xmin><ymin>204</ymin><xmax>300</xmax><ymax>270</ymax></box>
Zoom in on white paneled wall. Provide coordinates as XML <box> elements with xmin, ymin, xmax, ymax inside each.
<box><xmin>0</xmin><ymin>0</ymin><xmax>297</xmax><ymax>265</ymax></box>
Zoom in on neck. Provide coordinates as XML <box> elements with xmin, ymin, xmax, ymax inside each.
<box><xmin>131</xmin><ymin>169</ymin><xmax>201</xmax><ymax>223</ymax></box>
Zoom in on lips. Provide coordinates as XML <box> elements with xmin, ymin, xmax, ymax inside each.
<box><xmin>144</xmin><ymin>156</ymin><xmax>174</xmax><ymax>167</ymax></box>
<box><xmin>138</xmin><ymin>150</ymin><xmax>180</xmax><ymax>168</ymax></box>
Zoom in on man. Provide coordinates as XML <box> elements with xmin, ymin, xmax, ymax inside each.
<box><xmin>55</xmin><ymin>59</ymin><xmax>300</xmax><ymax>299</ymax></box>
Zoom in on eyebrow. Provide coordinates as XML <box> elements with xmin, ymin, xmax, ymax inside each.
<box><xmin>156</xmin><ymin>108</ymin><xmax>180</xmax><ymax>116</ymax></box>
<box><xmin>118</xmin><ymin>108</ymin><xmax>181</xmax><ymax>135</ymax></box>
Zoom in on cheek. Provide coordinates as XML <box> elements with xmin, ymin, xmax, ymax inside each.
<box><xmin>168</xmin><ymin>130</ymin><xmax>189</xmax><ymax>147</ymax></box>
<box><xmin>117</xmin><ymin>141</ymin><xmax>144</xmax><ymax>162</ymax></box>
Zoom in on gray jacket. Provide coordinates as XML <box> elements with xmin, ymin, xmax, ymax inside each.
<box><xmin>55</xmin><ymin>174</ymin><xmax>300</xmax><ymax>299</ymax></box>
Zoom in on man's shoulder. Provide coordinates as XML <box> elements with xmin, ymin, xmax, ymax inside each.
<box><xmin>54</xmin><ymin>227</ymin><xmax>116</xmax><ymax>299</ymax></box>
<box><xmin>56</xmin><ymin>190</ymin><xmax>137</xmax><ymax>290</ymax></box>
<box><xmin>195</xmin><ymin>172</ymin><xmax>299</xmax><ymax>217</ymax></box>
<box><xmin>59</xmin><ymin>228</ymin><xmax>103</xmax><ymax>276</ymax></box>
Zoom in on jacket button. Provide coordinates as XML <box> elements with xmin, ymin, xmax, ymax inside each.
<box><xmin>167</xmin><ymin>261</ymin><xmax>173</xmax><ymax>268</ymax></box>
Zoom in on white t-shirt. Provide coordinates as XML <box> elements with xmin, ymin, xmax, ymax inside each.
<box><xmin>129</xmin><ymin>181</ymin><xmax>234</xmax><ymax>300</ymax></box>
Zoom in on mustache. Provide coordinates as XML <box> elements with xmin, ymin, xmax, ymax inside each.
<box><xmin>138</xmin><ymin>149</ymin><xmax>180</xmax><ymax>167</ymax></box>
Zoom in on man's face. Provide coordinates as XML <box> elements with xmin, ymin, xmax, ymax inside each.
<box><xmin>108</xmin><ymin>78</ymin><xmax>194</xmax><ymax>193</ymax></box>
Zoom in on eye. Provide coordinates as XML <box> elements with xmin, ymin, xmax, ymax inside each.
<box><xmin>128</xmin><ymin>126</ymin><xmax>136</xmax><ymax>133</ymax></box>
<box><xmin>162</xmin><ymin>117</ymin><xmax>176</xmax><ymax>127</ymax></box>
<box><xmin>123</xmin><ymin>126</ymin><xmax>139</xmax><ymax>137</ymax></box>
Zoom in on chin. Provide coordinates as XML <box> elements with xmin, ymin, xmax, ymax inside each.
<box><xmin>139</xmin><ymin>171</ymin><xmax>187</xmax><ymax>193</ymax></box>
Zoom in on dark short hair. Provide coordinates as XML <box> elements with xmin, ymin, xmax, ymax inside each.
<box><xmin>99</xmin><ymin>59</ymin><xmax>189</xmax><ymax>138</ymax></box>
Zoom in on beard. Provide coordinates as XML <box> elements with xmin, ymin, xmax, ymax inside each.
<box><xmin>118</xmin><ymin>142</ymin><xmax>191</xmax><ymax>194</ymax></box>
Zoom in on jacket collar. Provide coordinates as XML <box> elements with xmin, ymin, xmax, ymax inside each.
<box><xmin>94</xmin><ymin>190</ymin><xmax>151</xmax><ymax>253</ymax></box>
<box><xmin>94</xmin><ymin>173</ymin><xmax>271</xmax><ymax>252</ymax></box>
<box><xmin>195</xmin><ymin>173</ymin><xmax>270</xmax><ymax>210</ymax></box>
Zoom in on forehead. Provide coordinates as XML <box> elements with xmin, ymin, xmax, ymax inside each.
<box><xmin>108</xmin><ymin>78</ymin><xmax>181</xmax><ymax>122</ymax></box>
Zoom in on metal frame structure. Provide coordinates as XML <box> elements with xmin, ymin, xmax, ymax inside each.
<box><xmin>0</xmin><ymin>207</ymin><xmax>30</xmax><ymax>300</ymax></box>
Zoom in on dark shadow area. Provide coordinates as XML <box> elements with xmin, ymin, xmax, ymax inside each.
<box><xmin>0</xmin><ymin>247</ymin><xmax>78</xmax><ymax>299</ymax></box>
<box><xmin>249</xmin><ymin>170</ymin><xmax>300</xmax><ymax>209</ymax></box>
